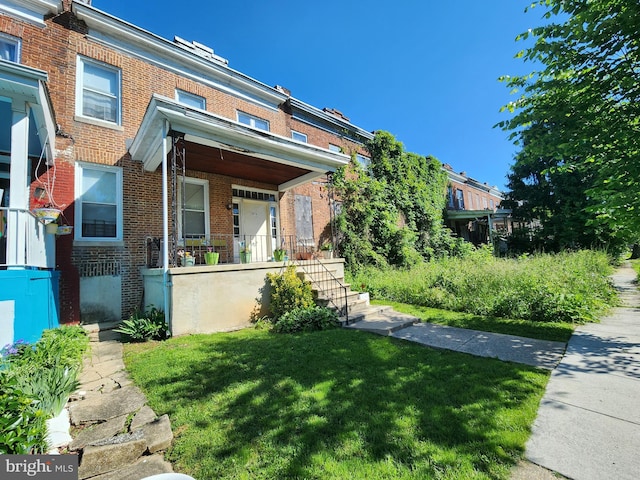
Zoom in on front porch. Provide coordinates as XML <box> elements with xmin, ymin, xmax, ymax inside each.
<box><xmin>129</xmin><ymin>95</ymin><xmax>350</xmax><ymax>334</ymax></box>
<box><xmin>0</xmin><ymin>62</ymin><xmax>59</xmax><ymax>345</ymax></box>
<box><xmin>141</xmin><ymin>258</ymin><xmax>348</xmax><ymax>336</ymax></box>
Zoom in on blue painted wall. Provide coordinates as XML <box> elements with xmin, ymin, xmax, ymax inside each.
<box><xmin>0</xmin><ymin>269</ymin><xmax>60</xmax><ymax>345</ymax></box>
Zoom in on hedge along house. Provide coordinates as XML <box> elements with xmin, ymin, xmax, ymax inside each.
<box><xmin>0</xmin><ymin>0</ymin><xmax>373</xmax><ymax>339</ymax></box>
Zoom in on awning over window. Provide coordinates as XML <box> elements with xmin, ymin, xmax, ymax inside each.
<box><xmin>129</xmin><ymin>95</ymin><xmax>350</xmax><ymax>191</ymax></box>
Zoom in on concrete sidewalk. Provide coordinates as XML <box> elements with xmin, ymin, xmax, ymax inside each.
<box><xmin>346</xmin><ymin>308</ymin><xmax>566</xmax><ymax>370</ymax></box>
<box><xmin>525</xmin><ymin>262</ymin><xmax>640</xmax><ymax>480</ymax></box>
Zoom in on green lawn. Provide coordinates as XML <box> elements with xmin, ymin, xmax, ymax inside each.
<box><xmin>124</xmin><ymin>329</ymin><xmax>549</xmax><ymax>479</ymax></box>
<box><xmin>374</xmin><ymin>300</ymin><xmax>574</xmax><ymax>343</ymax></box>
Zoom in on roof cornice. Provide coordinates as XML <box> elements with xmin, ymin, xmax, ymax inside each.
<box><xmin>0</xmin><ymin>0</ymin><xmax>61</xmax><ymax>25</ymax></box>
<box><xmin>289</xmin><ymin>97</ymin><xmax>373</xmax><ymax>142</ymax></box>
<box><xmin>71</xmin><ymin>1</ymin><xmax>287</xmax><ymax>107</ymax></box>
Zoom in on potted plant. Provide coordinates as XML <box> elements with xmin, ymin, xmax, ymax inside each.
<box><xmin>178</xmin><ymin>249</ymin><xmax>195</xmax><ymax>267</ymax></box>
<box><xmin>239</xmin><ymin>243</ymin><xmax>251</xmax><ymax>263</ymax></box>
<box><xmin>204</xmin><ymin>246</ymin><xmax>219</xmax><ymax>265</ymax></box>
<box><xmin>319</xmin><ymin>241</ymin><xmax>334</xmax><ymax>259</ymax></box>
<box><xmin>273</xmin><ymin>248</ymin><xmax>286</xmax><ymax>262</ymax></box>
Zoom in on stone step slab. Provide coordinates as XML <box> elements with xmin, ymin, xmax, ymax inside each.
<box><xmin>86</xmin><ymin>455</ymin><xmax>174</xmax><ymax>480</ymax></box>
<box><xmin>78</xmin><ymin>434</ymin><xmax>147</xmax><ymax>479</ymax></box>
<box><xmin>69</xmin><ymin>385</ymin><xmax>147</xmax><ymax>424</ymax></box>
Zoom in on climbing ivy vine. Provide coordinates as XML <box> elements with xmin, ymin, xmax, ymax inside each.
<box><xmin>333</xmin><ymin>131</ymin><xmax>471</xmax><ymax>271</ymax></box>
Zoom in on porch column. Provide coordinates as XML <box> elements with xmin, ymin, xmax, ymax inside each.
<box><xmin>7</xmin><ymin>99</ymin><xmax>30</xmax><ymax>266</ymax></box>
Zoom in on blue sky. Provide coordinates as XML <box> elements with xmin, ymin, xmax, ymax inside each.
<box><xmin>94</xmin><ymin>0</ymin><xmax>544</xmax><ymax>191</ymax></box>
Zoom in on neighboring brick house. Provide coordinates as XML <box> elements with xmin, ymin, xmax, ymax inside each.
<box><xmin>0</xmin><ymin>0</ymin><xmax>373</xmax><ymax>338</ymax></box>
<box><xmin>443</xmin><ymin>164</ymin><xmax>511</xmax><ymax>245</ymax></box>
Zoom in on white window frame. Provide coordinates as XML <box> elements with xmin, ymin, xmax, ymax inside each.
<box><xmin>237</xmin><ymin>111</ymin><xmax>269</xmax><ymax>131</ymax></box>
<box><xmin>0</xmin><ymin>33</ymin><xmax>21</xmax><ymax>63</ymax></box>
<box><xmin>329</xmin><ymin>144</ymin><xmax>341</xmax><ymax>153</ymax></box>
<box><xmin>178</xmin><ymin>177</ymin><xmax>210</xmax><ymax>243</ymax></box>
<box><xmin>75</xmin><ymin>56</ymin><xmax>122</xmax><ymax>125</ymax></box>
<box><xmin>74</xmin><ymin>162</ymin><xmax>123</xmax><ymax>242</ymax></box>
<box><xmin>356</xmin><ymin>154</ymin><xmax>370</xmax><ymax>168</ymax></box>
<box><xmin>291</xmin><ymin>130</ymin><xmax>307</xmax><ymax>143</ymax></box>
<box><xmin>176</xmin><ymin>89</ymin><xmax>206</xmax><ymax>110</ymax></box>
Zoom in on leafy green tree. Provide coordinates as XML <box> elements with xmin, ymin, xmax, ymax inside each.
<box><xmin>333</xmin><ymin>131</ymin><xmax>465</xmax><ymax>270</ymax></box>
<box><xmin>499</xmin><ymin>0</ymin><xmax>640</xmax><ymax>252</ymax></box>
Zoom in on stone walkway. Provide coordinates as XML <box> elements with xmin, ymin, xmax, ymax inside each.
<box><xmin>67</xmin><ymin>328</ymin><xmax>176</xmax><ymax>480</ymax></box>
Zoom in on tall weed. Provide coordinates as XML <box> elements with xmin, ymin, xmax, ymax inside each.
<box><xmin>351</xmin><ymin>250</ymin><xmax>616</xmax><ymax>323</ymax></box>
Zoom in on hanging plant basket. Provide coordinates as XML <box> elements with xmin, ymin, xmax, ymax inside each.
<box><xmin>33</xmin><ymin>207</ymin><xmax>62</xmax><ymax>225</ymax></box>
<box><xmin>56</xmin><ymin>225</ymin><xmax>73</xmax><ymax>236</ymax></box>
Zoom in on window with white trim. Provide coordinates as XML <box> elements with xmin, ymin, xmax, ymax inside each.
<box><xmin>237</xmin><ymin>111</ymin><xmax>269</xmax><ymax>131</ymax></box>
<box><xmin>176</xmin><ymin>89</ymin><xmax>206</xmax><ymax>110</ymax></box>
<box><xmin>329</xmin><ymin>144</ymin><xmax>341</xmax><ymax>153</ymax></box>
<box><xmin>76</xmin><ymin>56</ymin><xmax>121</xmax><ymax>124</ymax></box>
<box><xmin>291</xmin><ymin>131</ymin><xmax>307</xmax><ymax>143</ymax></box>
<box><xmin>75</xmin><ymin>162</ymin><xmax>123</xmax><ymax>241</ymax></box>
<box><xmin>356</xmin><ymin>154</ymin><xmax>370</xmax><ymax>168</ymax></box>
<box><xmin>0</xmin><ymin>33</ymin><xmax>20</xmax><ymax>62</ymax></box>
<box><xmin>178</xmin><ymin>177</ymin><xmax>210</xmax><ymax>241</ymax></box>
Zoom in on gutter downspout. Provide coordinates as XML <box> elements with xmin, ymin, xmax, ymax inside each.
<box><xmin>161</xmin><ymin>120</ymin><xmax>171</xmax><ymax>333</ymax></box>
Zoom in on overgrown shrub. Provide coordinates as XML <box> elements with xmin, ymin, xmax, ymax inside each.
<box><xmin>0</xmin><ymin>374</ymin><xmax>48</xmax><ymax>454</ymax></box>
<box><xmin>266</xmin><ymin>265</ymin><xmax>314</xmax><ymax>320</ymax></box>
<box><xmin>273</xmin><ymin>306</ymin><xmax>339</xmax><ymax>333</ymax></box>
<box><xmin>115</xmin><ymin>306</ymin><xmax>169</xmax><ymax>342</ymax></box>
<box><xmin>350</xmin><ymin>250</ymin><xmax>617</xmax><ymax>323</ymax></box>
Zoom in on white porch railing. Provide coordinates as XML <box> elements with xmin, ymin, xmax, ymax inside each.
<box><xmin>0</xmin><ymin>207</ymin><xmax>55</xmax><ymax>269</ymax></box>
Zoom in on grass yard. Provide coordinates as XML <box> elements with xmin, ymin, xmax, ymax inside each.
<box><xmin>124</xmin><ymin>328</ymin><xmax>549</xmax><ymax>480</ymax></box>
<box><xmin>375</xmin><ymin>301</ymin><xmax>575</xmax><ymax>343</ymax></box>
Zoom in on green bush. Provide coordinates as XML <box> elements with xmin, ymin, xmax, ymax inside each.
<box><xmin>115</xmin><ymin>306</ymin><xmax>169</xmax><ymax>342</ymax></box>
<box><xmin>350</xmin><ymin>250</ymin><xmax>617</xmax><ymax>323</ymax></box>
<box><xmin>0</xmin><ymin>325</ymin><xmax>88</xmax><ymax>453</ymax></box>
<box><xmin>1</xmin><ymin>326</ymin><xmax>88</xmax><ymax>418</ymax></box>
<box><xmin>0</xmin><ymin>374</ymin><xmax>48</xmax><ymax>454</ymax></box>
<box><xmin>266</xmin><ymin>265</ymin><xmax>314</xmax><ymax>320</ymax></box>
<box><xmin>273</xmin><ymin>306</ymin><xmax>339</xmax><ymax>333</ymax></box>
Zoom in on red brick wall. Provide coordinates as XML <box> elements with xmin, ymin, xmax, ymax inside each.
<box><xmin>1</xmin><ymin>7</ymin><xmax>367</xmax><ymax>323</ymax></box>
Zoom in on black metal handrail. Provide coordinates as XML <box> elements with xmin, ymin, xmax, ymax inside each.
<box><xmin>293</xmin><ymin>256</ymin><xmax>349</xmax><ymax>323</ymax></box>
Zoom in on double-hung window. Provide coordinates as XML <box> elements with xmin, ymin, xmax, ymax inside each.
<box><xmin>176</xmin><ymin>89</ymin><xmax>206</xmax><ymax>110</ymax></box>
<box><xmin>0</xmin><ymin>33</ymin><xmax>20</xmax><ymax>62</ymax></box>
<box><xmin>178</xmin><ymin>178</ymin><xmax>209</xmax><ymax>242</ymax></box>
<box><xmin>237</xmin><ymin>111</ymin><xmax>269</xmax><ymax>131</ymax></box>
<box><xmin>76</xmin><ymin>56</ymin><xmax>121</xmax><ymax>124</ymax></box>
<box><xmin>75</xmin><ymin>162</ymin><xmax>123</xmax><ymax>241</ymax></box>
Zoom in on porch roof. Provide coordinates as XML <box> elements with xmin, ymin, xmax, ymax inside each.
<box><xmin>446</xmin><ymin>208</ymin><xmax>512</xmax><ymax>221</ymax></box>
<box><xmin>129</xmin><ymin>95</ymin><xmax>350</xmax><ymax>190</ymax></box>
<box><xmin>0</xmin><ymin>61</ymin><xmax>56</xmax><ymax>163</ymax></box>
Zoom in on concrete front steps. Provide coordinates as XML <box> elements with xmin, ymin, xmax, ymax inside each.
<box><xmin>298</xmin><ymin>262</ymin><xmax>419</xmax><ymax>332</ymax></box>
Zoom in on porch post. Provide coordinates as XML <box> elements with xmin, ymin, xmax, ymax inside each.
<box><xmin>161</xmin><ymin>120</ymin><xmax>171</xmax><ymax>331</ymax></box>
<box><xmin>7</xmin><ymin>99</ymin><xmax>30</xmax><ymax>267</ymax></box>
<box><xmin>487</xmin><ymin>213</ymin><xmax>494</xmax><ymax>245</ymax></box>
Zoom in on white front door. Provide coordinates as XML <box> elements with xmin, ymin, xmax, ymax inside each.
<box><xmin>240</xmin><ymin>200</ymin><xmax>270</xmax><ymax>261</ymax></box>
